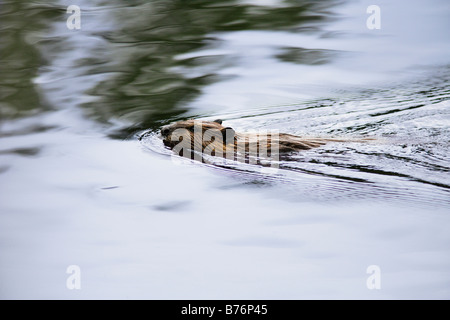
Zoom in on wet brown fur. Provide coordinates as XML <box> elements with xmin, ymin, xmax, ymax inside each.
<box><xmin>160</xmin><ymin>119</ymin><xmax>371</xmax><ymax>160</ymax></box>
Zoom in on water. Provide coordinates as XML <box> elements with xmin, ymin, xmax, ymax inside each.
<box><xmin>0</xmin><ymin>0</ymin><xmax>449</xmax><ymax>299</ymax></box>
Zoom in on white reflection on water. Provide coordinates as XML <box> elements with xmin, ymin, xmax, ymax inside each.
<box><xmin>1</xmin><ymin>116</ymin><xmax>449</xmax><ymax>299</ymax></box>
<box><xmin>182</xmin><ymin>0</ymin><xmax>450</xmax><ymax>114</ymax></box>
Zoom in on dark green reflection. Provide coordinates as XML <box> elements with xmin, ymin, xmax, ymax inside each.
<box><xmin>276</xmin><ymin>47</ymin><xmax>341</xmax><ymax>65</ymax></box>
<box><xmin>83</xmin><ymin>0</ymin><xmax>338</xmax><ymax>138</ymax></box>
<box><xmin>0</xmin><ymin>1</ymin><xmax>62</xmax><ymax>121</ymax></box>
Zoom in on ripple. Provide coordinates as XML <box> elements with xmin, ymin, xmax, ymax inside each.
<box><xmin>140</xmin><ymin>68</ymin><xmax>450</xmax><ymax>207</ymax></box>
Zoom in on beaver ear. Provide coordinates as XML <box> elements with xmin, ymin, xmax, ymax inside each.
<box><xmin>213</xmin><ymin>119</ymin><xmax>223</xmax><ymax>124</ymax></box>
<box><xmin>221</xmin><ymin>127</ymin><xmax>235</xmax><ymax>144</ymax></box>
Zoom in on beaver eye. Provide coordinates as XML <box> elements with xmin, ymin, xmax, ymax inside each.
<box><xmin>161</xmin><ymin>128</ymin><xmax>170</xmax><ymax>136</ymax></box>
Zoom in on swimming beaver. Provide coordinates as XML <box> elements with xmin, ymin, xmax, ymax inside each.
<box><xmin>160</xmin><ymin>119</ymin><xmax>370</xmax><ymax>163</ymax></box>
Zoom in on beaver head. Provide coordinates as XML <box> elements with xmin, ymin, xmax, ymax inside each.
<box><xmin>161</xmin><ymin>119</ymin><xmax>236</xmax><ymax>154</ymax></box>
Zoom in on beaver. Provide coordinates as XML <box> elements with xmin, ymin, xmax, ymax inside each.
<box><xmin>160</xmin><ymin>119</ymin><xmax>370</xmax><ymax>164</ymax></box>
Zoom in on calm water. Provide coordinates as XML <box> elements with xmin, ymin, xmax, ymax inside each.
<box><xmin>1</xmin><ymin>0</ymin><xmax>449</xmax><ymax>299</ymax></box>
